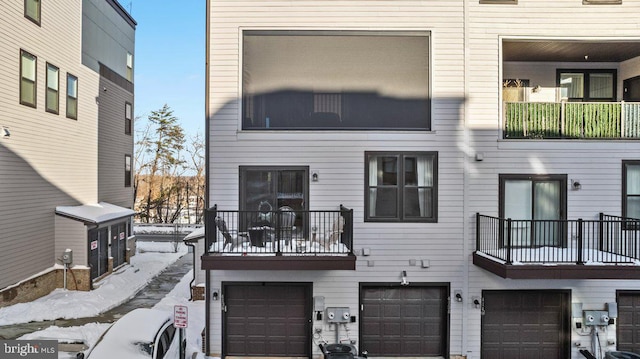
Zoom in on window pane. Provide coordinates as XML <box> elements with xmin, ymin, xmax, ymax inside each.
<box><xmin>125</xmin><ymin>103</ymin><xmax>132</xmax><ymax>120</ymax></box>
<box><xmin>379</xmin><ymin>157</ymin><xmax>398</xmax><ymax>185</ymax></box>
<box><xmin>560</xmin><ymin>73</ymin><xmax>584</xmax><ymax>98</ymax></box>
<box><xmin>46</xmin><ymin>89</ymin><xmax>58</xmax><ymax>112</ymax></box>
<box><xmin>504</xmin><ymin>180</ymin><xmax>532</xmax><ymax>220</ymax></box>
<box><xmin>25</xmin><ymin>0</ymin><xmax>40</xmax><ymax>23</ymax></box>
<box><xmin>627</xmin><ymin>164</ymin><xmax>640</xmax><ymax>195</ymax></box>
<box><xmin>46</xmin><ymin>64</ymin><xmax>59</xmax><ymax>113</ymax></box>
<box><xmin>67</xmin><ymin>98</ymin><xmax>77</xmax><ymax>118</ymax></box>
<box><xmin>242</xmin><ymin>31</ymin><xmax>430</xmax><ymax>130</ymax></box>
<box><xmin>67</xmin><ymin>76</ymin><xmax>77</xmax><ymax>97</ymax></box>
<box><xmin>404</xmin><ymin>187</ymin><xmax>432</xmax><ymax>218</ymax></box>
<box><xmin>21</xmin><ymin>80</ymin><xmax>35</xmax><ymax>105</ymax></box>
<box><xmin>21</xmin><ymin>53</ymin><xmax>36</xmax><ymax>81</ymax></box>
<box><xmin>370</xmin><ymin>188</ymin><xmax>398</xmax><ymax>218</ymax></box>
<box><xmin>628</xmin><ymin>197</ymin><xmax>640</xmax><ymax>219</ymax></box>
<box><xmin>405</xmin><ymin>155</ymin><xmax>434</xmax><ymax>186</ymax></box>
<box><xmin>589</xmin><ymin>73</ymin><xmax>613</xmax><ymax>99</ymax></box>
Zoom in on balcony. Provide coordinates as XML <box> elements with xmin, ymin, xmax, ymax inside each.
<box><xmin>504</xmin><ymin>101</ymin><xmax>640</xmax><ymax>139</ymax></box>
<box><xmin>201</xmin><ymin>205</ymin><xmax>356</xmax><ymax>270</ymax></box>
<box><xmin>474</xmin><ymin>213</ymin><xmax>640</xmax><ymax>279</ymax></box>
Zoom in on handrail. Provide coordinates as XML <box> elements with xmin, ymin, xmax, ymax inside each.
<box><xmin>204</xmin><ymin>205</ymin><xmax>354</xmax><ymax>256</ymax></box>
<box><xmin>476</xmin><ymin>213</ymin><xmax>640</xmax><ymax>265</ymax></box>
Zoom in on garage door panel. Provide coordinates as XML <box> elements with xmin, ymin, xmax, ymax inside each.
<box><xmin>617</xmin><ymin>292</ymin><xmax>640</xmax><ymax>353</ymax></box>
<box><xmin>224</xmin><ymin>284</ymin><xmax>310</xmax><ymax>357</ymax></box>
<box><xmin>361</xmin><ymin>286</ymin><xmax>447</xmax><ymax>357</ymax></box>
<box><xmin>481</xmin><ymin>291</ymin><xmax>569</xmax><ymax>359</ymax></box>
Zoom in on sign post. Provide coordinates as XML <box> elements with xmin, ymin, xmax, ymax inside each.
<box><xmin>174</xmin><ymin>305</ymin><xmax>188</xmax><ymax>359</ymax></box>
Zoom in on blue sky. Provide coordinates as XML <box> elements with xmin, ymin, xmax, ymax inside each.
<box><xmin>129</xmin><ymin>0</ymin><xmax>205</xmax><ymax>139</ymax></box>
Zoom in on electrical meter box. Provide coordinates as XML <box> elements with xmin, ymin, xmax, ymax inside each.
<box><xmin>62</xmin><ymin>249</ymin><xmax>73</xmax><ymax>265</ymax></box>
<box><xmin>326</xmin><ymin>307</ymin><xmax>350</xmax><ymax>323</ymax></box>
<box><xmin>584</xmin><ymin>310</ymin><xmax>610</xmax><ymax>326</ymax></box>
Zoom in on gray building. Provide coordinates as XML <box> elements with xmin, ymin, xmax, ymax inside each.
<box><xmin>0</xmin><ymin>0</ymin><xmax>136</xmax><ymax>307</ymax></box>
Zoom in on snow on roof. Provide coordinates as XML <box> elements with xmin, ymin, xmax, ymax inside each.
<box><xmin>56</xmin><ymin>202</ymin><xmax>134</xmax><ymax>224</ymax></box>
<box><xmin>183</xmin><ymin>226</ymin><xmax>204</xmax><ymax>241</ymax></box>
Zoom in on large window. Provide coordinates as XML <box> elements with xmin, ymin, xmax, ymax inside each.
<box><xmin>124</xmin><ymin>155</ymin><xmax>132</xmax><ymax>187</ymax></box>
<box><xmin>365</xmin><ymin>152</ymin><xmax>437</xmax><ymax>222</ymax></box>
<box><xmin>240</xmin><ymin>167</ymin><xmax>308</xmax><ymax>213</ymax></box>
<box><xmin>242</xmin><ymin>31</ymin><xmax>431</xmax><ymax>130</ymax></box>
<box><xmin>46</xmin><ymin>63</ymin><xmax>59</xmax><ymax>114</ymax></box>
<box><xmin>24</xmin><ymin>0</ymin><xmax>40</xmax><ymax>25</ymax></box>
<box><xmin>20</xmin><ymin>50</ymin><xmax>37</xmax><ymax>107</ymax></box>
<box><xmin>623</xmin><ymin>161</ymin><xmax>640</xmax><ymax>219</ymax></box>
<box><xmin>557</xmin><ymin>69</ymin><xmax>616</xmax><ymax>101</ymax></box>
<box><xmin>66</xmin><ymin>73</ymin><xmax>78</xmax><ymax>119</ymax></box>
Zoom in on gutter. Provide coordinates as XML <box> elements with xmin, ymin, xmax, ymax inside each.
<box><xmin>204</xmin><ymin>0</ymin><xmax>211</xmax><ymax>354</ymax></box>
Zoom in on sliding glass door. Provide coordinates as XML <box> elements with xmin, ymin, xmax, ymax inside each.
<box><xmin>500</xmin><ymin>175</ymin><xmax>566</xmax><ymax>247</ymax></box>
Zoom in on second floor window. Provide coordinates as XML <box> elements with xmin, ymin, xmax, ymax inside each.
<box><xmin>20</xmin><ymin>50</ymin><xmax>37</xmax><ymax>107</ymax></box>
<box><xmin>242</xmin><ymin>30</ymin><xmax>431</xmax><ymax>131</ymax></box>
<box><xmin>365</xmin><ymin>152</ymin><xmax>438</xmax><ymax>222</ymax></box>
<box><xmin>558</xmin><ymin>69</ymin><xmax>616</xmax><ymax>102</ymax></box>
<box><xmin>46</xmin><ymin>63</ymin><xmax>59</xmax><ymax>114</ymax></box>
<box><xmin>125</xmin><ymin>102</ymin><xmax>132</xmax><ymax>135</ymax></box>
<box><xmin>66</xmin><ymin>74</ymin><xmax>78</xmax><ymax>119</ymax></box>
<box><xmin>623</xmin><ymin>161</ymin><xmax>640</xmax><ymax>220</ymax></box>
<box><xmin>125</xmin><ymin>155</ymin><xmax>132</xmax><ymax>187</ymax></box>
<box><xmin>24</xmin><ymin>0</ymin><xmax>41</xmax><ymax>25</ymax></box>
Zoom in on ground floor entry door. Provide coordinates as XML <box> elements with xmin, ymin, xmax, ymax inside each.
<box><xmin>481</xmin><ymin>290</ymin><xmax>570</xmax><ymax>359</ymax></box>
<box><xmin>223</xmin><ymin>282</ymin><xmax>312</xmax><ymax>358</ymax></box>
<box><xmin>360</xmin><ymin>285</ymin><xmax>448</xmax><ymax>357</ymax></box>
<box><xmin>617</xmin><ymin>291</ymin><xmax>640</xmax><ymax>353</ymax></box>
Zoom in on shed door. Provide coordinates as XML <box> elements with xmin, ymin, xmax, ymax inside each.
<box><xmin>88</xmin><ymin>228</ymin><xmax>108</xmax><ymax>280</ymax></box>
<box><xmin>482</xmin><ymin>290</ymin><xmax>569</xmax><ymax>359</ymax></box>
<box><xmin>360</xmin><ymin>285</ymin><xmax>448</xmax><ymax>357</ymax></box>
<box><xmin>110</xmin><ymin>222</ymin><xmax>126</xmax><ymax>268</ymax></box>
<box><xmin>617</xmin><ymin>291</ymin><xmax>640</xmax><ymax>353</ymax></box>
<box><xmin>224</xmin><ymin>283</ymin><xmax>311</xmax><ymax>357</ymax></box>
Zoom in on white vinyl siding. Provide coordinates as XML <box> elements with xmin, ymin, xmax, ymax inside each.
<box><xmin>207</xmin><ymin>0</ymin><xmax>465</xmax><ymax>357</ymax></box>
<box><xmin>0</xmin><ymin>0</ymin><xmax>99</xmax><ymax>291</ymax></box>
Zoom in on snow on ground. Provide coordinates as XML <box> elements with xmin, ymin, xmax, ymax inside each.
<box><xmin>0</xmin><ymin>241</ymin><xmax>186</xmax><ymax>325</ymax></box>
<box><xmin>0</xmin><ymin>243</ymin><xmax>187</xmax><ymax>326</ymax></box>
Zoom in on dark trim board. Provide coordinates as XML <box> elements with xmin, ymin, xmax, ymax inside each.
<box><xmin>474</xmin><ymin>252</ymin><xmax>640</xmax><ymax>279</ymax></box>
<box><xmin>201</xmin><ymin>254</ymin><xmax>356</xmax><ymax>270</ymax></box>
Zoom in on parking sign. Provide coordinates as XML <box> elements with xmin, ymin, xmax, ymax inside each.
<box><xmin>174</xmin><ymin>305</ymin><xmax>188</xmax><ymax>328</ymax></box>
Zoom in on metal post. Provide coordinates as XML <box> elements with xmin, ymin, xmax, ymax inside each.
<box><xmin>577</xmin><ymin>218</ymin><xmax>584</xmax><ymax>265</ymax></box>
<box><xmin>506</xmin><ymin>218</ymin><xmax>512</xmax><ymax>265</ymax></box>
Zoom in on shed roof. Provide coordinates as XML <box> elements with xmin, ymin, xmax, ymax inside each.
<box><xmin>55</xmin><ymin>202</ymin><xmax>134</xmax><ymax>224</ymax></box>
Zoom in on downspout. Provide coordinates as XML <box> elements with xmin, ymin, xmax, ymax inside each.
<box><xmin>462</xmin><ymin>0</ymin><xmax>470</xmax><ymax>356</ymax></box>
<box><xmin>184</xmin><ymin>240</ymin><xmax>196</xmax><ymax>301</ymax></box>
<box><xmin>204</xmin><ymin>0</ymin><xmax>211</xmax><ymax>355</ymax></box>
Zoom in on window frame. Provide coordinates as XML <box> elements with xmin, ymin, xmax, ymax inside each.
<box><xmin>583</xmin><ymin>0</ymin><xmax>621</xmax><ymax>4</ymax></box>
<box><xmin>556</xmin><ymin>69</ymin><xmax>617</xmax><ymax>102</ymax></box>
<box><xmin>66</xmin><ymin>73</ymin><xmax>78</xmax><ymax>120</ymax></box>
<box><xmin>20</xmin><ymin>49</ymin><xmax>37</xmax><ymax>108</ymax></box>
<box><xmin>623</xmin><ymin>160</ymin><xmax>640</xmax><ymax>221</ymax></box>
<box><xmin>480</xmin><ymin>0</ymin><xmax>517</xmax><ymax>3</ymax></box>
<box><xmin>241</xmin><ymin>30</ymin><xmax>432</xmax><ymax>131</ymax></box>
<box><xmin>126</xmin><ymin>52</ymin><xmax>133</xmax><ymax>82</ymax></box>
<box><xmin>125</xmin><ymin>102</ymin><xmax>132</xmax><ymax>135</ymax></box>
<box><xmin>124</xmin><ymin>155</ymin><xmax>132</xmax><ymax>187</ymax></box>
<box><xmin>364</xmin><ymin>151</ymin><xmax>438</xmax><ymax>223</ymax></box>
<box><xmin>24</xmin><ymin>0</ymin><xmax>41</xmax><ymax>25</ymax></box>
<box><xmin>45</xmin><ymin>62</ymin><xmax>59</xmax><ymax>114</ymax></box>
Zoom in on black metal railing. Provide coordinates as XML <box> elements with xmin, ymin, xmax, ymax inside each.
<box><xmin>204</xmin><ymin>204</ymin><xmax>354</xmax><ymax>256</ymax></box>
<box><xmin>476</xmin><ymin>213</ymin><xmax>640</xmax><ymax>265</ymax></box>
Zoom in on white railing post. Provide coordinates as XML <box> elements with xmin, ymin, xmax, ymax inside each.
<box><xmin>621</xmin><ymin>100</ymin><xmax>626</xmax><ymax>138</ymax></box>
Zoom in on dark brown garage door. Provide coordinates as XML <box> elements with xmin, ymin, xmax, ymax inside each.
<box><xmin>224</xmin><ymin>283</ymin><xmax>311</xmax><ymax>357</ymax></box>
<box><xmin>360</xmin><ymin>285</ymin><xmax>448</xmax><ymax>357</ymax></box>
<box><xmin>617</xmin><ymin>291</ymin><xmax>640</xmax><ymax>353</ymax></box>
<box><xmin>482</xmin><ymin>290</ymin><xmax>569</xmax><ymax>359</ymax></box>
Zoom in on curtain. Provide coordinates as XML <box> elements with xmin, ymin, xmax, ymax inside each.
<box><xmin>533</xmin><ymin>181</ymin><xmax>560</xmax><ymax>246</ymax></box>
<box><xmin>589</xmin><ymin>73</ymin><xmax>613</xmax><ymax>99</ymax></box>
<box><xmin>416</xmin><ymin>156</ymin><xmax>432</xmax><ymax>217</ymax></box>
<box><xmin>369</xmin><ymin>156</ymin><xmax>378</xmax><ymax>217</ymax></box>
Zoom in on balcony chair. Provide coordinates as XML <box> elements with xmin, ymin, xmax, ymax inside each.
<box><xmin>214</xmin><ymin>216</ymin><xmax>249</xmax><ymax>251</ymax></box>
<box><xmin>277</xmin><ymin>206</ymin><xmax>297</xmax><ymax>246</ymax></box>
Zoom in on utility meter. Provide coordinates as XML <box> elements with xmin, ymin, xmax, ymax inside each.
<box><xmin>62</xmin><ymin>249</ymin><xmax>73</xmax><ymax>265</ymax></box>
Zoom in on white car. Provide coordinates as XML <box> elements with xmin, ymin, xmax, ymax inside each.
<box><xmin>79</xmin><ymin>308</ymin><xmax>185</xmax><ymax>359</ymax></box>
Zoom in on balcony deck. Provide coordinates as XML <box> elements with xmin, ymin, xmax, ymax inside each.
<box><xmin>503</xmin><ymin>101</ymin><xmax>640</xmax><ymax>139</ymax></box>
<box><xmin>201</xmin><ymin>205</ymin><xmax>356</xmax><ymax>270</ymax></box>
<box><xmin>474</xmin><ymin>213</ymin><xmax>640</xmax><ymax>279</ymax></box>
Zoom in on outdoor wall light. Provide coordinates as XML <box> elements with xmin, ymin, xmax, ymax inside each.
<box><xmin>2</xmin><ymin>127</ymin><xmax>10</xmax><ymax>138</ymax></box>
<box><xmin>212</xmin><ymin>289</ymin><xmax>219</xmax><ymax>301</ymax></box>
<box><xmin>311</xmin><ymin>171</ymin><xmax>319</xmax><ymax>182</ymax></box>
<box><xmin>472</xmin><ymin>297</ymin><xmax>481</xmax><ymax>309</ymax></box>
<box><xmin>400</xmin><ymin>271</ymin><xmax>409</xmax><ymax>286</ymax></box>
<box><xmin>571</xmin><ymin>179</ymin><xmax>582</xmax><ymax>190</ymax></box>
<box><xmin>454</xmin><ymin>290</ymin><xmax>463</xmax><ymax>302</ymax></box>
